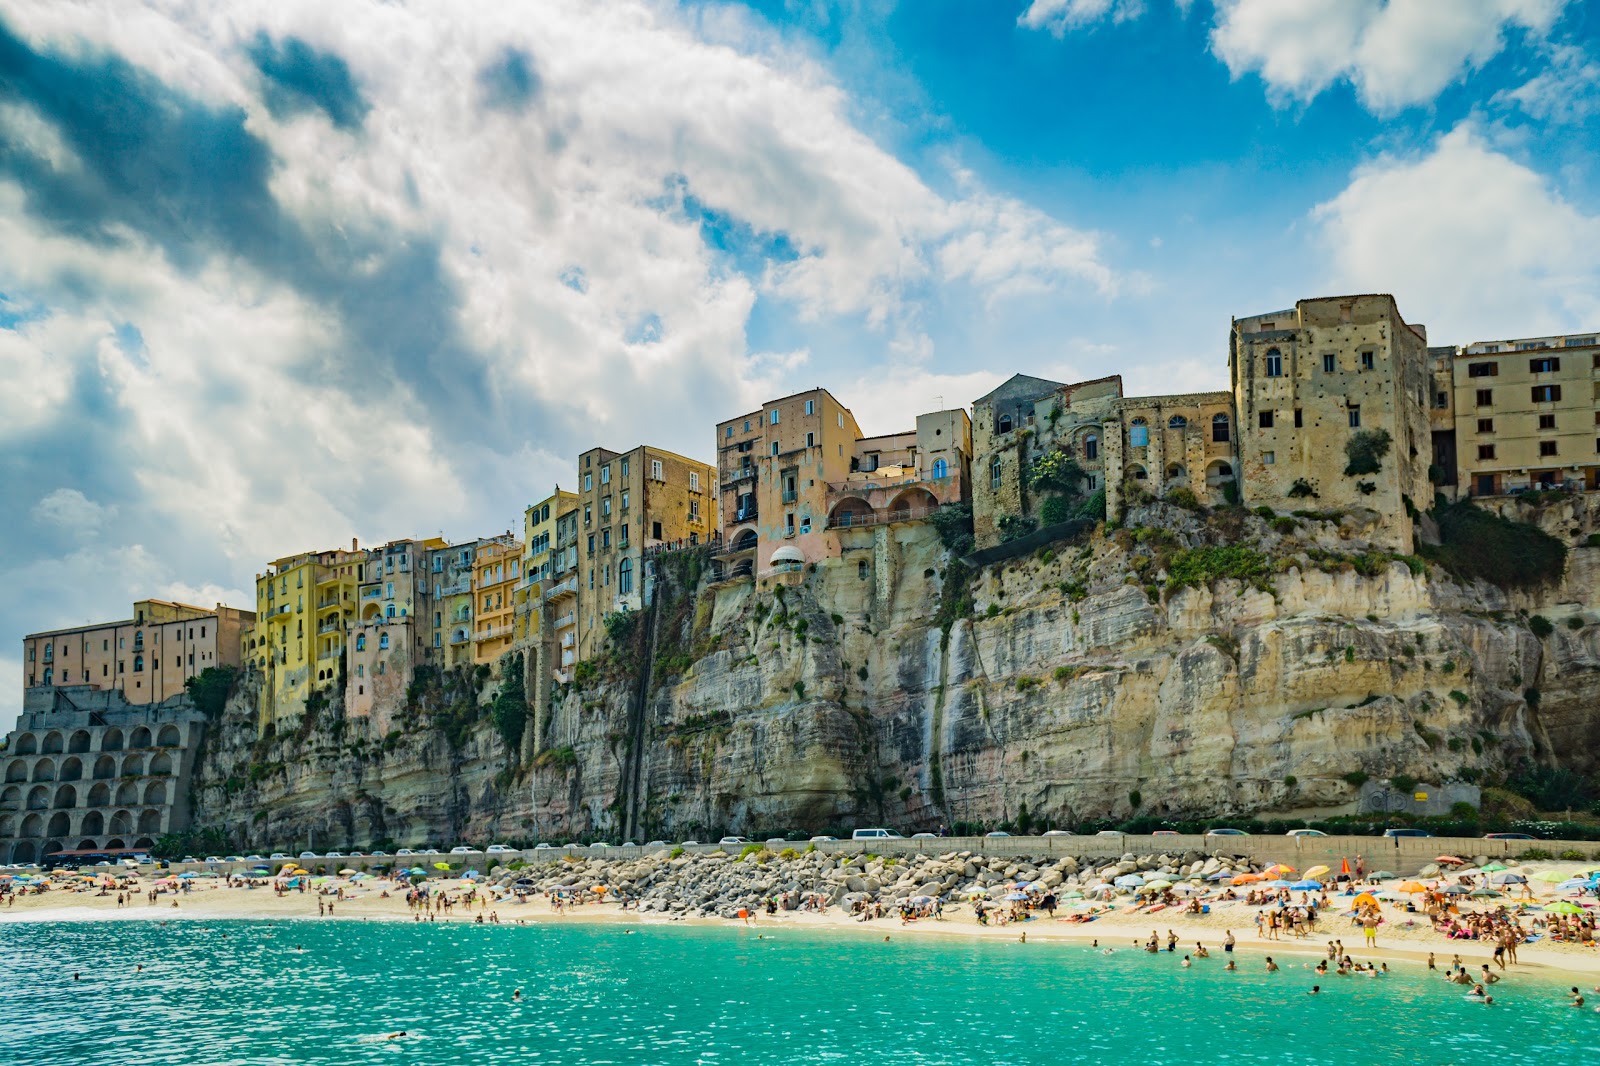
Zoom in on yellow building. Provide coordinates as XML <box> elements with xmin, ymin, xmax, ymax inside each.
<box><xmin>472</xmin><ymin>534</ymin><xmax>522</xmax><ymax>666</ymax></box>
<box><xmin>513</xmin><ymin>489</ymin><xmax>577</xmax><ymax>649</ymax></box>
<box><xmin>1451</xmin><ymin>330</ymin><xmax>1600</xmax><ymax>496</ymax></box>
<box><xmin>544</xmin><ymin>503</ymin><xmax>582</xmax><ymax>683</ymax></box>
<box><xmin>427</xmin><ymin>541</ymin><xmax>478</xmax><ymax>670</ymax></box>
<box><xmin>576</xmin><ymin>444</ymin><xmax>716</xmax><ymax>660</ymax></box>
<box><xmin>250</xmin><ymin>542</ymin><xmax>365</xmax><ymax>731</ymax></box>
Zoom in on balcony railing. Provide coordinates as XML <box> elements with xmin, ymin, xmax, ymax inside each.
<box><xmin>543</xmin><ymin>576</ymin><xmax>578</xmax><ymax>603</ymax></box>
<box><xmin>553</xmin><ymin>612</ymin><xmax>576</xmax><ymax>629</ymax></box>
<box><xmin>720</xmin><ymin>466</ymin><xmax>757</xmax><ymax>486</ymax></box>
<box><xmin>315</xmin><ymin>596</ymin><xmax>341</xmax><ymax>611</ymax></box>
<box><xmin>436</xmin><ymin>580</ymin><xmax>470</xmax><ymax>596</ymax></box>
<box><xmin>781</xmin><ymin>490</ymin><xmax>797</xmax><ymax>504</ymax></box>
<box><xmin>316</xmin><ymin>620</ymin><xmax>341</xmax><ymax>635</ymax></box>
<box><xmin>474</xmin><ymin>624</ymin><xmax>513</xmax><ymax>641</ymax></box>
<box><xmin>827</xmin><ymin>504</ymin><xmax>942</xmax><ymax>530</ymax></box>
<box><xmin>449</xmin><ymin>633</ymin><xmax>471</xmax><ymax>646</ymax></box>
<box><xmin>361</xmin><ymin>587</ymin><xmax>383</xmax><ymax>599</ymax></box>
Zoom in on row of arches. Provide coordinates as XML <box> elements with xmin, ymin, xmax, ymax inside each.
<box><xmin>828</xmin><ymin>487</ymin><xmax>941</xmax><ymax>529</ymax></box>
<box><xmin>5</xmin><ymin>752</ymin><xmax>174</xmax><ymax>783</ymax></box>
<box><xmin>10</xmin><ymin>724</ymin><xmax>182</xmax><ymax>755</ymax></box>
<box><xmin>1125</xmin><ymin>460</ymin><xmax>1236</xmax><ymax>486</ymax></box>
<box><xmin>8</xmin><ymin>837</ymin><xmax>158</xmax><ymax>865</ymax></box>
<box><xmin>2</xmin><ymin>780</ymin><xmax>168</xmax><ymax>810</ymax></box>
<box><xmin>2</xmin><ymin>808</ymin><xmax>166</xmax><ymax>839</ymax></box>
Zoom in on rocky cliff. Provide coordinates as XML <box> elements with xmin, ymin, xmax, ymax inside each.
<box><xmin>192</xmin><ymin>497</ymin><xmax>1600</xmax><ymax>850</ymax></box>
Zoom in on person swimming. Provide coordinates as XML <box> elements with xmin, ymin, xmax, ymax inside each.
<box><xmin>1307</xmin><ymin>985</ymin><xmax>1321</xmax><ymax>995</ymax></box>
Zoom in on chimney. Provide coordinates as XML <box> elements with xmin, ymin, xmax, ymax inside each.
<box><xmin>352</xmin><ymin>537</ymin><xmax>359</xmax><ymax>551</ymax></box>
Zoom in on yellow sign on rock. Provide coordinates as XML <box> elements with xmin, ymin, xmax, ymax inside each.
<box><xmin>1414</xmin><ymin>792</ymin><xmax>1428</xmax><ymax>802</ymax></box>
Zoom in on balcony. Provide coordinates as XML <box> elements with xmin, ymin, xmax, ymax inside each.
<box><xmin>781</xmin><ymin>489</ymin><xmax>797</xmax><ymax>504</ymax></box>
<box><xmin>436</xmin><ymin>580</ymin><xmax>469</xmax><ymax>596</ymax></box>
<box><xmin>316</xmin><ymin>619</ymin><xmax>341</xmax><ymax>635</ymax></box>
<box><xmin>315</xmin><ymin>570</ymin><xmax>341</xmax><ymax>587</ymax></box>
<box><xmin>553</xmin><ymin>612</ymin><xmax>576</xmax><ymax>629</ymax></box>
<box><xmin>265</xmin><ymin>604</ymin><xmax>294</xmax><ymax>622</ymax></box>
<box><xmin>720</xmin><ymin>467</ymin><xmax>757</xmax><ymax>490</ymax></box>
<box><xmin>733</xmin><ymin>504</ymin><xmax>758</xmax><ymax>523</ymax></box>
<box><xmin>361</xmin><ymin>586</ymin><xmax>383</xmax><ymax>600</ymax></box>
<box><xmin>543</xmin><ymin>576</ymin><xmax>578</xmax><ymax>603</ymax></box>
<box><xmin>474</xmin><ymin>624</ymin><xmax>513</xmax><ymax>642</ymax></box>
<box><xmin>315</xmin><ymin>596</ymin><xmax>341</xmax><ymax>611</ymax></box>
<box><xmin>827</xmin><ymin>504</ymin><xmax>942</xmax><ymax>530</ymax></box>
<box><xmin>449</xmin><ymin>633</ymin><xmax>471</xmax><ymax>646</ymax></box>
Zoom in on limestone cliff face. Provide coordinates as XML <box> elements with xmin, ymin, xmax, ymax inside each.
<box><xmin>193</xmin><ymin>502</ymin><xmax>1600</xmax><ymax>849</ymax></box>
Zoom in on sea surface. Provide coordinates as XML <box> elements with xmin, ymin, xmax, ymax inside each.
<box><xmin>0</xmin><ymin>919</ymin><xmax>1595</xmax><ymax>1064</ymax></box>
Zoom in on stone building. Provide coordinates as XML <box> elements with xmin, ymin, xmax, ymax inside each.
<box><xmin>430</xmin><ymin>540</ymin><xmax>478</xmax><ymax>669</ymax></box>
<box><xmin>24</xmin><ymin>599</ymin><xmax>252</xmax><ymax>705</ymax></box>
<box><xmin>1231</xmin><ymin>295</ymin><xmax>1434</xmax><ymax>550</ymax></box>
<box><xmin>714</xmin><ymin>388</ymin><xmax>971</xmax><ymax>587</ymax></box>
<box><xmin>576</xmin><ymin>444</ymin><xmax>716</xmax><ymax>659</ymax></box>
<box><xmin>0</xmin><ymin>686</ymin><xmax>206</xmax><ymax>864</ymax></box>
<box><xmin>544</xmin><ymin>504</ymin><xmax>582</xmax><ymax>684</ymax></box>
<box><xmin>1449</xmin><ymin>330</ymin><xmax>1600</xmax><ymax>496</ymax></box>
<box><xmin>1101</xmin><ymin>390</ymin><xmax>1237</xmax><ymax>518</ymax></box>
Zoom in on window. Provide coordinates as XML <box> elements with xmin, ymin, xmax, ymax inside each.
<box><xmin>1478</xmin><ymin>445</ymin><xmax>1496</xmax><ymax>460</ymax></box>
<box><xmin>1348</xmin><ymin>406</ymin><xmax>1360</xmax><ymax>428</ymax></box>
<box><xmin>619</xmin><ymin>558</ymin><xmax>634</xmax><ymax>595</ymax></box>
<box><xmin>621</xmin><ymin>458</ymin><xmax>629</xmax><ymax>478</ymax></box>
<box><xmin>805</xmin><ymin>399</ymin><xmax>815</xmax><ymax>415</ymax></box>
<box><xmin>1477</xmin><ymin>418</ymin><xmax>1494</xmax><ymax>433</ymax></box>
<box><xmin>1262</xmin><ymin>451</ymin><xmax>1275</xmax><ymax>464</ymax></box>
<box><xmin>725</xmin><ymin>426</ymin><xmax>733</xmax><ymax>438</ymax></box>
<box><xmin>1540</xmin><ymin>440</ymin><xmax>1558</xmax><ymax>457</ymax></box>
<box><xmin>601</xmin><ymin>465</ymin><xmax>611</xmax><ymax>484</ymax></box>
<box><xmin>1211</xmin><ymin>414</ymin><xmax>1230</xmax><ymax>443</ymax></box>
<box><xmin>805</xmin><ymin>431</ymin><xmax>815</xmax><ymax>448</ymax></box>
<box><xmin>379</xmin><ymin>632</ymin><xmax>389</xmax><ymax>650</ymax></box>
<box><xmin>583</xmin><ymin>473</ymin><xmax>592</xmax><ymax>491</ymax></box>
<box><xmin>1264</xmin><ymin>348</ymin><xmax>1282</xmax><ymax>377</ymax></box>
<box><xmin>1129</xmin><ymin>418</ymin><xmax>1149</xmax><ymax>446</ymax></box>
<box><xmin>586</xmin><ymin>534</ymin><xmax>594</xmax><ymax>553</ymax></box>
<box><xmin>771</xmin><ymin>441</ymin><xmax>779</xmax><ymax>456</ymax></box>
<box><xmin>1468</xmin><ymin>362</ymin><xmax>1498</xmax><ymax>377</ymax></box>
<box><xmin>621</xmin><ymin>490</ymin><xmax>630</xmax><ymax>511</ymax></box>
<box><xmin>689</xmin><ymin>498</ymin><xmax>700</xmax><ymax>521</ymax></box>
<box><xmin>1532</xmin><ymin>385</ymin><xmax>1562</xmax><ymax>403</ymax></box>
<box><xmin>601</xmin><ymin>529</ymin><xmax>611</xmax><ymax>549</ymax></box>
<box><xmin>601</xmin><ymin>496</ymin><xmax>611</xmax><ymax>517</ymax></box>
<box><xmin>1475</xmin><ymin>389</ymin><xmax>1493</xmax><ymax>406</ymax></box>
<box><xmin>770</xmin><ymin>409</ymin><xmax>780</xmax><ymax>425</ymax></box>
<box><xmin>1258</xmin><ymin>410</ymin><xmax>1274</xmax><ymax>429</ymax></box>
<box><xmin>997</xmin><ymin>414</ymin><xmax>1013</xmax><ymax>434</ymax></box>
<box><xmin>932</xmin><ymin>457</ymin><xmax>949</xmax><ymax>478</ymax></box>
<box><xmin>785</xmin><ymin>512</ymin><xmax>795</xmax><ymax>534</ymax></box>
<box><xmin>1539</xmin><ymin>414</ymin><xmax>1556</xmax><ymax>430</ymax></box>
<box><xmin>1294</xmin><ymin>408</ymin><xmax>1303</xmax><ymax>428</ymax></box>
<box><xmin>1436</xmin><ymin>392</ymin><xmax>1448</xmax><ymax>408</ymax></box>
<box><xmin>990</xmin><ymin>458</ymin><xmax>1002</xmax><ymax>489</ymax></box>
<box><xmin>690</xmin><ymin>471</ymin><xmax>700</xmax><ymax>491</ymax></box>
<box><xmin>1167</xmin><ymin>415</ymin><xmax>1187</xmax><ymax>429</ymax></box>
<box><xmin>1322</xmin><ymin>353</ymin><xmax>1335</xmax><ymax>373</ymax></box>
<box><xmin>619</xmin><ymin>523</ymin><xmax>629</xmax><ymax>546</ymax></box>
<box><xmin>1529</xmin><ymin>357</ymin><xmax>1561</xmax><ymax>373</ymax></box>
<box><xmin>837</xmin><ymin>413</ymin><xmax>844</xmax><ymax>428</ymax></box>
<box><xmin>588</xmin><ymin>569</ymin><xmax>594</xmax><ymax>590</ymax></box>
<box><xmin>1361</xmin><ymin>350</ymin><xmax>1375</xmax><ymax>370</ymax></box>
<box><xmin>1082</xmin><ymin>434</ymin><xmax>1098</xmax><ymax>461</ymax></box>
<box><xmin>651</xmin><ymin>459</ymin><xmax>663</xmax><ymax>479</ymax></box>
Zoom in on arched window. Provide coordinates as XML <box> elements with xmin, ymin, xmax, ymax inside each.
<box><xmin>931</xmin><ymin>458</ymin><xmax>948</xmax><ymax>479</ymax></box>
<box><xmin>378</xmin><ymin>632</ymin><xmax>389</xmax><ymax>650</ymax></box>
<box><xmin>997</xmin><ymin>414</ymin><xmax>1013</xmax><ymax>434</ymax></box>
<box><xmin>989</xmin><ymin>458</ymin><xmax>1002</xmax><ymax>489</ymax></box>
<box><xmin>1128</xmin><ymin>418</ymin><xmax>1149</xmax><ymax>447</ymax></box>
<box><xmin>386</xmin><ymin>604</ymin><xmax>395</xmax><ymax>618</ymax></box>
<box><xmin>42</xmin><ymin>668</ymin><xmax>52</xmax><ymax>686</ymax></box>
<box><xmin>1167</xmin><ymin>415</ymin><xmax>1188</xmax><ymax>429</ymax></box>
<box><xmin>1212</xmin><ymin>413</ymin><xmax>1231</xmax><ymax>443</ymax></box>
<box><xmin>1083</xmin><ymin>433</ymin><xmax>1099</xmax><ymax>461</ymax></box>
<box><xmin>619</xmin><ymin>558</ymin><xmax>634</xmax><ymax>595</ymax></box>
<box><xmin>1265</xmin><ymin>348</ymin><xmax>1283</xmax><ymax>377</ymax></box>
<box><xmin>132</xmin><ymin>654</ymin><xmax>143</xmax><ymax>673</ymax></box>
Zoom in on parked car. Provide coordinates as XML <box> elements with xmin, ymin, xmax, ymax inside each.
<box><xmin>646</xmin><ymin>840</ymin><xmax>669</xmax><ymax>847</ymax></box>
<box><xmin>369</xmin><ymin>850</ymin><xmax>389</xmax><ymax>857</ymax></box>
<box><xmin>680</xmin><ymin>840</ymin><xmax>700</xmax><ymax>847</ymax></box>
<box><xmin>984</xmin><ymin>831</ymin><xmax>1011</xmax><ymax>838</ymax></box>
<box><xmin>1042</xmin><ymin>830</ymin><xmax>1075</xmax><ymax>837</ymax></box>
<box><xmin>534</xmin><ymin>843</ymin><xmax>554</xmax><ymax>850</ymax></box>
<box><xmin>486</xmin><ymin>844</ymin><xmax>516</xmax><ymax>853</ymax></box>
<box><xmin>565</xmin><ymin>843</ymin><xmax>586</xmax><ymax>849</ymax></box>
<box><xmin>204</xmin><ymin>856</ymin><xmax>224</xmax><ymax>863</ymax></box>
<box><xmin>450</xmin><ymin>846</ymin><xmax>482</xmax><ymax>855</ymax></box>
<box><xmin>270</xmin><ymin>852</ymin><xmax>290</xmax><ymax>860</ymax></box>
<box><xmin>120</xmin><ymin>858</ymin><xmax>142</xmax><ymax>868</ymax></box>
<box><xmin>851</xmin><ymin>828</ymin><xmax>903</xmax><ymax>841</ymax></box>
<box><xmin>620</xmin><ymin>841</ymin><xmax>637</xmax><ymax>847</ymax></box>
<box><xmin>324</xmin><ymin>852</ymin><xmax>345</xmax><ymax>858</ymax></box>
<box><xmin>809</xmin><ymin>836</ymin><xmax>837</xmax><ymax>842</ymax></box>
<box><xmin>1205</xmin><ymin>828</ymin><xmax>1250</xmax><ymax>837</ymax></box>
<box><xmin>911</xmin><ymin>833</ymin><xmax>937</xmax><ymax>839</ymax></box>
<box><xmin>1151</xmin><ymin>831</ymin><xmax>1178</xmax><ymax>837</ymax></box>
<box><xmin>299</xmin><ymin>851</ymin><xmax>317</xmax><ymax>859</ymax></box>
<box><xmin>243</xmin><ymin>855</ymin><xmax>265</xmax><ymax>861</ymax></box>
<box><xmin>1382</xmin><ymin>828</ymin><xmax>1431</xmax><ymax>838</ymax></box>
<box><xmin>395</xmin><ymin>849</ymin><xmax>416</xmax><ymax>856</ymax></box>
<box><xmin>1095</xmin><ymin>831</ymin><xmax>1122</xmax><ymax>838</ymax></box>
<box><xmin>718</xmin><ymin>836</ymin><xmax>750</xmax><ymax>847</ymax></box>
<box><xmin>1286</xmin><ymin>829</ymin><xmax>1327</xmax><ymax>837</ymax></box>
<box><xmin>590</xmin><ymin>842</ymin><xmax>611</xmax><ymax>849</ymax></box>
<box><xmin>1483</xmin><ymin>832</ymin><xmax>1535</xmax><ymax>840</ymax></box>
<box><xmin>223</xmin><ymin>855</ymin><xmax>244</xmax><ymax>862</ymax></box>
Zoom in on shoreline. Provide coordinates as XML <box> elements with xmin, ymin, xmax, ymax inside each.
<box><xmin>5</xmin><ymin>883</ymin><xmax>1598</xmax><ymax>988</ymax></box>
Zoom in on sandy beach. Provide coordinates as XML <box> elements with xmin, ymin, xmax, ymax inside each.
<box><xmin>5</xmin><ymin>867</ymin><xmax>1599</xmax><ymax>989</ymax></box>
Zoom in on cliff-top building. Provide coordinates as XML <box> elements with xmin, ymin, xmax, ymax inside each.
<box><xmin>24</xmin><ymin>599</ymin><xmax>253</xmax><ymax>706</ymax></box>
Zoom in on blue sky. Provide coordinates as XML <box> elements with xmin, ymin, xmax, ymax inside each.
<box><xmin>0</xmin><ymin>0</ymin><xmax>1598</xmax><ymax>729</ymax></box>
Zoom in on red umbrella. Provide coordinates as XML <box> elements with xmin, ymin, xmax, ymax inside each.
<box><xmin>1435</xmin><ymin>855</ymin><xmax>1465</xmax><ymax>866</ymax></box>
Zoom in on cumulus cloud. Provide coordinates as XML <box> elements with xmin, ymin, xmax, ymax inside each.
<box><xmin>1493</xmin><ymin>42</ymin><xmax>1600</xmax><ymax>123</ymax></box>
<box><xmin>1311</xmin><ymin>123</ymin><xmax>1600</xmax><ymax>340</ymax></box>
<box><xmin>0</xmin><ymin>1</ymin><xmax>1124</xmax><ymax>726</ymax></box>
<box><xmin>29</xmin><ymin>488</ymin><xmax>113</xmax><ymax>536</ymax></box>
<box><xmin>1209</xmin><ymin>0</ymin><xmax>1568</xmax><ymax>112</ymax></box>
<box><xmin>1017</xmin><ymin>0</ymin><xmax>1147</xmax><ymax>34</ymax></box>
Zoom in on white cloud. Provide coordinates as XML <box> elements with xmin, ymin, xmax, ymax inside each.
<box><xmin>30</xmin><ymin>488</ymin><xmax>113</xmax><ymax>536</ymax></box>
<box><xmin>1493</xmin><ymin>42</ymin><xmax>1600</xmax><ymax>123</ymax></box>
<box><xmin>1311</xmin><ymin>123</ymin><xmax>1600</xmax><ymax>340</ymax></box>
<box><xmin>1017</xmin><ymin>0</ymin><xmax>1147</xmax><ymax>35</ymax></box>
<box><xmin>1210</xmin><ymin>0</ymin><xmax>1568</xmax><ymax>112</ymax></box>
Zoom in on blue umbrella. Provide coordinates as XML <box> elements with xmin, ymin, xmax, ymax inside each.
<box><xmin>1265</xmin><ymin>879</ymin><xmax>1294</xmax><ymax>888</ymax></box>
<box><xmin>1206</xmin><ymin>871</ymin><xmax>1232</xmax><ymax>881</ymax></box>
<box><xmin>1290</xmin><ymin>879</ymin><xmax>1323</xmax><ymax>890</ymax></box>
<box><xmin>177</xmin><ymin>872</ymin><xmax>197</xmax><ymax>879</ymax></box>
<box><xmin>1004</xmin><ymin>892</ymin><xmax>1028</xmax><ymax>900</ymax></box>
<box><xmin>1113</xmin><ymin>874</ymin><xmax>1144</xmax><ymax>887</ymax></box>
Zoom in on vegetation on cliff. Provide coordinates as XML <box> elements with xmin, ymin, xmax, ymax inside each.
<box><xmin>1423</xmin><ymin>500</ymin><xmax>1567</xmax><ymax>589</ymax></box>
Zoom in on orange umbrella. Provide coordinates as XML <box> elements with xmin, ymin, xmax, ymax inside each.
<box><xmin>1231</xmin><ymin>873</ymin><xmax>1267</xmax><ymax>885</ymax></box>
<box><xmin>1262</xmin><ymin>863</ymin><xmax>1297</xmax><ymax>877</ymax></box>
<box><xmin>1340</xmin><ymin>858</ymin><xmax>1351</xmax><ymax>876</ymax></box>
<box><xmin>1435</xmin><ymin>855</ymin><xmax>1464</xmax><ymax>865</ymax></box>
<box><xmin>1397</xmin><ymin>881</ymin><xmax>1428</xmax><ymax>893</ymax></box>
<box><xmin>1352</xmin><ymin>892</ymin><xmax>1378</xmax><ymax>909</ymax></box>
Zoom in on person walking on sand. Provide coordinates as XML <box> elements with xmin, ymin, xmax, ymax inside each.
<box><xmin>1362</xmin><ymin>914</ymin><xmax>1378</xmax><ymax>948</ymax></box>
<box><xmin>1224</xmin><ymin>930</ymin><xmax>1235</xmax><ymax>954</ymax></box>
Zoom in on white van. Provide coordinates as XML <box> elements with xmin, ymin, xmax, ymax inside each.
<box><xmin>851</xmin><ymin>828</ymin><xmax>904</xmax><ymax>841</ymax></box>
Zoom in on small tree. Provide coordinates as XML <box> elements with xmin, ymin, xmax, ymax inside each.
<box><xmin>1344</xmin><ymin>429</ymin><xmax>1392</xmax><ymax>476</ymax></box>
<box><xmin>1027</xmin><ymin>450</ymin><xmax>1087</xmax><ymax>497</ymax></box>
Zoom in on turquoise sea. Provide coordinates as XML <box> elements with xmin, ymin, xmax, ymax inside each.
<box><xmin>0</xmin><ymin>919</ymin><xmax>1595</xmax><ymax>1064</ymax></box>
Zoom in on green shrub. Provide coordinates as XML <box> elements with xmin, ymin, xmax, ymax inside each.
<box><xmin>930</xmin><ymin>503</ymin><xmax>975</xmax><ymax>556</ymax></box>
<box><xmin>1164</xmin><ymin>545</ymin><xmax>1273</xmax><ymax>590</ymax></box>
<box><xmin>1448</xmin><ymin>690</ymin><xmax>1469</xmax><ymax>706</ymax></box>
<box><xmin>857</xmin><ymin>665</ymin><xmax>868</xmax><ymax>681</ymax></box>
<box><xmin>1166</xmin><ymin>486</ymin><xmax>1201</xmax><ymax>511</ymax></box>
<box><xmin>1422</xmin><ymin>502</ymin><xmax>1566</xmax><ymax>590</ymax></box>
<box><xmin>831</xmin><ymin>613</ymin><xmax>845</xmax><ymax>626</ymax></box>
<box><xmin>670</xmin><ymin>846</ymin><xmax>685</xmax><ymax>859</ymax></box>
<box><xmin>1254</xmin><ymin>506</ymin><xmax>1275</xmax><ymax>520</ymax></box>
<box><xmin>1566</xmin><ymin>615</ymin><xmax>1585</xmax><ymax>630</ymax></box>
<box><xmin>1283</xmin><ymin>775</ymin><xmax>1297</xmax><ymax>788</ymax></box>
<box><xmin>1015</xmin><ymin>675</ymin><xmax>1041</xmax><ymax>692</ymax></box>
<box><xmin>1343</xmin><ymin>770</ymin><xmax>1369</xmax><ymax>787</ymax></box>
<box><xmin>998</xmin><ymin>514</ymin><xmax>1037</xmax><ymax>542</ymax></box>
<box><xmin>1343</xmin><ymin>429</ymin><xmax>1392</xmax><ymax>476</ymax></box>
<box><xmin>1128</xmin><ymin>789</ymin><xmax>1142</xmax><ymax>809</ymax></box>
<box><xmin>1287</xmin><ymin>478</ymin><xmax>1318</xmax><ymax>499</ymax></box>
<box><xmin>793</xmin><ymin>680</ymin><xmax>806</xmax><ymax>700</ymax></box>
<box><xmin>1270</xmin><ymin>516</ymin><xmax>1297</xmax><ymax>535</ymax></box>
<box><xmin>1027</xmin><ymin>450</ymin><xmax>1087</xmax><ymax>495</ymax></box>
<box><xmin>1039</xmin><ymin>494</ymin><xmax>1074</xmax><ymax>526</ymax></box>
<box><xmin>1529</xmin><ymin>615</ymin><xmax>1554</xmax><ymax>638</ymax></box>
<box><xmin>1524</xmin><ymin>687</ymin><xmax>1541</xmax><ymax>708</ymax></box>
<box><xmin>1390</xmin><ymin>773</ymin><xmax>1419</xmax><ymax>794</ymax></box>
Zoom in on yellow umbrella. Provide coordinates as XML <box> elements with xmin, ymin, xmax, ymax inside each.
<box><xmin>1262</xmin><ymin>863</ymin><xmax>1297</xmax><ymax>877</ymax></box>
<box><xmin>1398</xmin><ymin>881</ymin><xmax>1428</xmax><ymax>893</ymax></box>
<box><xmin>338</xmin><ymin>868</ymin><xmax>357</xmax><ymax>875</ymax></box>
<box><xmin>1303</xmin><ymin>865</ymin><xmax>1330</xmax><ymax>880</ymax></box>
<box><xmin>1352</xmin><ymin>892</ymin><xmax>1379</xmax><ymax>909</ymax></box>
<box><xmin>433</xmin><ymin>862</ymin><xmax>451</xmax><ymax>871</ymax></box>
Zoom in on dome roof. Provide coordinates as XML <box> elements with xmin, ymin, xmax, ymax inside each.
<box><xmin>769</xmin><ymin>545</ymin><xmax>805</xmax><ymax>565</ymax></box>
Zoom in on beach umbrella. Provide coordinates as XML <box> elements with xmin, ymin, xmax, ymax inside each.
<box><xmin>909</xmin><ymin>895</ymin><xmax>934</xmax><ymax>904</ymax></box>
<box><xmin>463</xmin><ymin>870</ymin><xmax>482</xmax><ymax>881</ymax></box>
<box><xmin>966</xmin><ymin>886</ymin><xmax>991</xmax><ymax>897</ymax></box>
<box><xmin>1303</xmin><ymin>865</ymin><xmax>1330</xmax><ymax>880</ymax></box>
<box><xmin>1004</xmin><ymin>892</ymin><xmax>1029</xmax><ymax>900</ymax></box>
<box><xmin>1061</xmin><ymin>890</ymin><xmax>1084</xmax><ymax>899</ymax></box>
<box><xmin>338</xmin><ymin>868</ymin><xmax>357</xmax><ymax>875</ymax></box>
<box><xmin>1489</xmin><ymin>872</ymin><xmax>1526</xmax><ymax>885</ymax></box>
<box><xmin>1397</xmin><ymin>881</ymin><xmax>1428</xmax><ymax>893</ymax></box>
<box><xmin>1113</xmin><ymin>874</ymin><xmax>1144</xmax><ymax>887</ymax></box>
<box><xmin>1545</xmin><ymin>901</ymin><xmax>1583</xmax><ymax>915</ymax></box>
<box><xmin>1206</xmin><ymin>871</ymin><xmax>1233</xmax><ymax>881</ymax></box>
<box><xmin>1261</xmin><ymin>879</ymin><xmax>1292</xmax><ymax>889</ymax></box>
<box><xmin>1470</xmin><ymin>886</ymin><xmax>1498</xmax><ymax>897</ymax></box>
<box><xmin>1262</xmin><ymin>863</ymin><xmax>1297</xmax><ymax>877</ymax></box>
<box><xmin>1530</xmin><ymin>869</ymin><xmax>1568</xmax><ymax>883</ymax></box>
<box><xmin>1290</xmin><ymin>880</ymin><xmax>1323</xmax><ymax>891</ymax></box>
<box><xmin>1481</xmin><ymin>862</ymin><xmax>1508</xmax><ymax>872</ymax></box>
<box><xmin>1370</xmin><ymin>871</ymin><xmax>1396</xmax><ymax>880</ymax></box>
<box><xmin>1231</xmin><ymin>873</ymin><xmax>1265</xmax><ymax>886</ymax></box>
<box><xmin>1351</xmin><ymin>893</ymin><xmax>1379</xmax><ymax>909</ymax></box>
<box><xmin>433</xmin><ymin>862</ymin><xmax>451</xmax><ymax>871</ymax></box>
<box><xmin>1435</xmin><ymin>855</ymin><xmax>1464</xmax><ymax>865</ymax></box>
<box><xmin>1144</xmin><ymin>879</ymin><xmax>1173</xmax><ymax>891</ymax></box>
<box><xmin>1441</xmin><ymin>885</ymin><xmax>1470</xmax><ymax>896</ymax></box>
